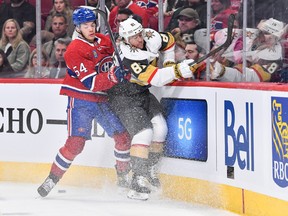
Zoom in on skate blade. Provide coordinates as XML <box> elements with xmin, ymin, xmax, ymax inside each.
<box><xmin>117</xmin><ymin>186</ymin><xmax>129</xmax><ymax>195</ymax></box>
<box><xmin>127</xmin><ymin>190</ymin><xmax>149</xmax><ymax>201</ymax></box>
<box><xmin>150</xmin><ymin>185</ymin><xmax>162</xmax><ymax>195</ymax></box>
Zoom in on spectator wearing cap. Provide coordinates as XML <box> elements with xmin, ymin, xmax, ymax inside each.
<box><xmin>165</xmin><ymin>0</ymin><xmax>207</xmax><ymax>33</ymax></box>
<box><xmin>172</xmin><ymin>8</ymin><xmax>201</xmax><ymax>62</ymax></box>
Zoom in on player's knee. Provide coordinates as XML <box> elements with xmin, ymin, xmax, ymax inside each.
<box><xmin>151</xmin><ymin>114</ymin><xmax>168</xmax><ymax>142</ymax></box>
<box><xmin>124</xmin><ymin>128</ymin><xmax>153</xmax><ymax>159</ymax></box>
<box><xmin>64</xmin><ymin>136</ymin><xmax>86</xmax><ymax>156</ymax></box>
<box><xmin>114</xmin><ymin>131</ymin><xmax>131</xmax><ymax>151</ymax></box>
<box><xmin>131</xmin><ymin>128</ymin><xmax>153</xmax><ymax>146</ymax></box>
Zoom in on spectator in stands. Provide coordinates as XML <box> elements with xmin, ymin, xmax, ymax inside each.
<box><xmin>45</xmin><ymin>0</ymin><xmax>74</xmax><ymax>38</ymax></box>
<box><xmin>86</xmin><ymin>0</ymin><xmax>98</xmax><ymax>7</ymax></box>
<box><xmin>0</xmin><ymin>49</ymin><xmax>13</xmax><ymax>76</ymax></box>
<box><xmin>112</xmin><ymin>9</ymin><xmax>143</xmax><ymax>45</ymax></box>
<box><xmin>0</xmin><ymin>2</ymin><xmax>10</xmax><ymax>39</ymax></box>
<box><xmin>109</xmin><ymin>0</ymin><xmax>148</xmax><ymax>32</ymax></box>
<box><xmin>184</xmin><ymin>42</ymin><xmax>206</xmax><ymax>80</ymax></box>
<box><xmin>210</xmin><ymin>18</ymin><xmax>287</xmax><ymax>82</ymax></box>
<box><xmin>49</xmin><ymin>38</ymin><xmax>71</xmax><ymax>79</ymax></box>
<box><xmin>0</xmin><ymin>19</ymin><xmax>30</xmax><ymax>75</ymax></box>
<box><xmin>174</xmin><ymin>0</ymin><xmax>188</xmax><ymax>8</ymax></box>
<box><xmin>86</xmin><ymin>0</ymin><xmax>113</xmax><ymax>10</ymax></box>
<box><xmin>4</xmin><ymin>0</ymin><xmax>36</xmax><ymax>44</ymax></box>
<box><xmin>210</xmin><ymin>0</ymin><xmax>237</xmax><ymax>33</ymax></box>
<box><xmin>112</xmin><ymin>8</ymin><xmax>134</xmax><ymax>41</ymax></box>
<box><xmin>115</xmin><ymin>8</ymin><xmax>134</xmax><ymax>33</ymax></box>
<box><xmin>29</xmin><ymin>31</ymin><xmax>55</xmax><ymax>51</ymax></box>
<box><xmin>165</xmin><ymin>0</ymin><xmax>207</xmax><ymax>32</ymax></box>
<box><xmin>110</xmin><ymin>0</ymin><xmax>116</xmax><ymax>10</ymax></box>
<box><xmin>24</xmin><ymin>49</ymin><xmax>51</xmax><ymax>78</ymax></box>
<box><xmin>43</xmin><ymin>13</ymin><xmax>71</xmax><ymax>65</ymax></box>
<box><xmin>134</xmin><ymin>0</ymin><xmax>159</xmax><ymax>30</ymax></box>
<box><xmin>173</xmin><ymin>8</ymin><xmax>201</xmax><ymax>62</ymax></box>
<box><xmin>113</xmin><ymin>8</ymin><xmax>143</xmax><ymax>41</ymax></box>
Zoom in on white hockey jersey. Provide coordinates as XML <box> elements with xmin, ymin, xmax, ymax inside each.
<box><xmin>118</xmin><ymin>28</ymin><xmax>177</xmax><ymax>87</ymax></box>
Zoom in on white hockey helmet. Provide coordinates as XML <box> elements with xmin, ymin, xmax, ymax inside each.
<box><xmin>257</xmin><ymin>18</ymin><xmax>286</xmax><ymax>38</ymax></box>
<box><xmin>119</xmin><ymin>18</ymin><xmax>143</xmax><ymax>43</ymax></box>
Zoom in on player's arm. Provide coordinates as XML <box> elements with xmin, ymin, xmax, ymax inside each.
<box><xmin>159</xmin><ymin>32</ymin><xmax>176</xmax><ymax>64</ymax></box>
<box><xmin>124</xmin><ymin>58</ymin><xmax>195</xmax><ymax>87</ymax></box>
<box><xmin>65</xmin><ymin>50</ymin><xmax>115</xmax><ymax>92</ymax></box>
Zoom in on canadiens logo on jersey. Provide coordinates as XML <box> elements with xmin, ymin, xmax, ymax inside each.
<box><xmin>135</xmin><ymin>0</ymin><xmax>148</xmax><ymax>8</ymax></box>
<box><xmin>211</xmin><ymin>21</ymin><xmax>223</xmax><ymax>31</ymax></box>
<box><xmin>95</xmin><ymin>56</ymin><xmax>113</xmax><ymax>73</ymax></box>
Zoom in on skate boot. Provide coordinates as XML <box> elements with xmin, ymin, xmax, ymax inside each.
<box><xmin>147</xmin><ymin>164</ymin><xmax>161</xmax><ymax>189</ymax></box>
<box><xmin>37</xmin><ymin>174</ymin><xmax>59</xmax><ymax>197</ymax></box>
<box><xmin>127</xmin><ymin>174</ymin><xmax>151</xmax><ymax>201</ymax></box>
<box><xmin>116</xmin><ymin>170</ymin><xmax>130</xmax><ymax>188</ymax></box>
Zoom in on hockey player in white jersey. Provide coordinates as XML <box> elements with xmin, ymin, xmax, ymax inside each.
<box><xmin>210</xmin><ymin>18</ymin><xmax>287</xmax><ymax>82</ymax></box>
<box><xmin>107</xmin><ymin>18</ymin><xmax>198</xmax><ymax>200</ymax></box>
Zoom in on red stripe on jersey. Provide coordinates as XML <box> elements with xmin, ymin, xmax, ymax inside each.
<box><xmin>147</xmin><ymin>68</ymin><xmax>159</xmax><ymax>84</ymax></box>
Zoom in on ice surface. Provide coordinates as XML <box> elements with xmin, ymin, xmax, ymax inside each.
<box><xmin>0</xmin><ymin>182</ymin><xmax>239</xmax><ymax>216</ymax></box>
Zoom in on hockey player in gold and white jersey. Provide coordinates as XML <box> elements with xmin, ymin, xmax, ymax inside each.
<box><xmin>210</xmin><ymin>18</ymin><xmax>287</xmax><ymax>82</ymax></box>
<box><xmin>107</xmin><ymin>18</ymin><xmax>198</xmax><ymax>200</ymax></box>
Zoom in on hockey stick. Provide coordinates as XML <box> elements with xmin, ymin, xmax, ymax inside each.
<box><xmin>79</xmin><ymin>6</ymin><xmax>125</xmax><ymax>71</ymax></box>
<box><xmin>189</xmin><ymin>14</ymin><xmax>236</xmax><ymax>65</ymax></box>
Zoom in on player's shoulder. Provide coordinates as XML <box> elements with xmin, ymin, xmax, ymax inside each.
<box><xmin>65</xmin><ymin>38</ymin><xmax>92</xmax><ymax>60</ymax></box>
<box><xmin>95</xmin><ymin>33</ymin><xmax>112</xmax><ymax>46</ymax></box>
<box><xmin>119</xmin><ymin>42</ymin><xmax>158</xmax><ymax>62</ymax></box>
<box><xmin>143</xmin><ymin>28</ymin><xmax>174</xmax><ymax>53</ymax></box>
<box><xmin>66</xmin><ymin>39</ymin><xmax>84</xmax><ymax>52</ymax></box>
<box><xmin>143</xmin><ymin>28</ymin><xmax>162</xmax><ymax>53</ymax></box>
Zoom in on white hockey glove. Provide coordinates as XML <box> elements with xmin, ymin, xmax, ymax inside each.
<box><xmin>210</xmin><ymin>61</ymin><xmax>226</xmax><ymax>80</ymax></box>
<box><xmin>174</xmin><ymin>59</ymin><xmax>196</xmax><ymax>79</ymax></box>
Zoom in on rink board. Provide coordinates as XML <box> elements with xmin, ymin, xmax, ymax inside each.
<box><xmin>0</xmin><ymin>80</ymin><xmax>288</xmax><ymax>215</ymax></box>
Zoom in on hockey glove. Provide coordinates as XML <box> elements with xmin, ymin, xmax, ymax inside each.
<box><xmin>108</xmin><ymin>66</ymin><xmax>131</xmax><ymax>84</ymax></box>
<box><xmin>174</xmin><ymin>59</ymin><xmax>196</xmax><ymax>79</ymax></box>
<box><xmin>210</xmin><ymin>61</ymin><xmax>225</xmax><ymax>80</ymax></box>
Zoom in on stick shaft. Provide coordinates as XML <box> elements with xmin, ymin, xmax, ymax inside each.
<box><xmin>93</xmin><ymin>8</ymin><xmax>124</xmax><ymax>70</ymax></box>
<box><xmin>190</xmin><ymin>14</ymin><xmax>236</xmax><ymax>65</ymax></box>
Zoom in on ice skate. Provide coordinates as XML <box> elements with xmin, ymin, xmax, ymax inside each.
<box><xmin>117</xmin><ymin>171</ymin><xmax>130</xmax><ymax>188</ymax></box>
<box><xmin>147</xmin><ymin>164</ymin><xmax>161</xmax><ymax>189</ymax></box>
<box><xmin>115</xmin><ymin>165</ymin><xmax>130</xmax><ymax>188</ymax></box>
<box><xmin>37</xmin><ymin>175</ymin><xmax>58</xmax><ymax>197</ymax></box>
<box><xmin>127</xmin><ymin>174</ymin><xmax>151</xmax><ymax>201</ymax></box>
